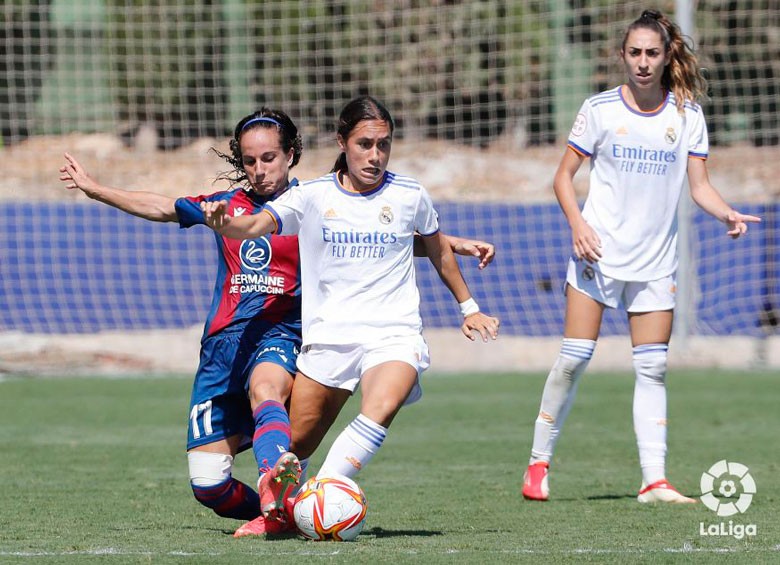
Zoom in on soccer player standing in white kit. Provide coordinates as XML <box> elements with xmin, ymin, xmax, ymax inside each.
<box><xmin>521</xmin><ymin>9</ymin><xmax>760</xmax><ymax>503</ymax></box>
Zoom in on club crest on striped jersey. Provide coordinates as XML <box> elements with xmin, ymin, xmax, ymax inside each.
<box><xmin>379</xmin><ymin>206</ymin><xmax>394</xmax><ymax>225</ymax></box>
<box><xmin>239</xmin><ymin>237</ymin><xmax>272</xmax><ymax>271</ymax></box>
<box><xmin>571</xmin><ymin>113</ymin><xmax>586</xmax><ymax>137</ymax></box>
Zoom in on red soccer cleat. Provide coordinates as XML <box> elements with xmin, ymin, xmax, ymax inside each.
<box><xmin>637</xmin><ymin>479</ymin><xmax>696</xmax><ymax>504</ymax></box>
<box><xmin>258</xmin><ymin>452</ymin><xmax>302</xmax><ymax>523</ymax></box>
<box><xmin>522</xmin><ymin>461</ymin><xmax>550</xmax><ymax>501</ymax></box>
<box><xmin>233</xmin><ymin>514</ymin><xmax>292</xmax><ymax>538</ymax></box>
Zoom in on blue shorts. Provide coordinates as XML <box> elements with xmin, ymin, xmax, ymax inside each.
<box><xmin>186</xmin><ymin>321</ymin><xmax>300</xmax><ymax>452</ymax></box>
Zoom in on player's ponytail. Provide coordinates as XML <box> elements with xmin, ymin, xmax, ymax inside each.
<box><xmin>331</xmin><ymin>96</ymin><xmax>394</xmax><ymax>174</ymax></box>
<box><xmin>623</xmin><ymin>9</ymin><xmax>707</xmax><ymax>112</ymax></box>
<box><xmin>331</xmin><ymin>152</ymin><xmax>348</xmax><ymax>174</ymax></box>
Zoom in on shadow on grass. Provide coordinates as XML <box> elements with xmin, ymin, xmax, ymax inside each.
<box><xmin>585</xmin><ymin>493</ymin><xmax>638</xmax><ymax>501</ymax></box>
<box><xmin>364</xmin><ymin>527</ymin><xmax>444</xmax><ymax>538</ymax></box>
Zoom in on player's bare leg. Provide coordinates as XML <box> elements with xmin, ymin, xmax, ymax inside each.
<box><xmin>289</xmin><ymin>372</ymin><xmax>351</xmax><ymax>461</ymax></box>
<box><xmin>316</xmin><ymin>362</ymin><xmax>416</xmax><ymax>480</ymax></box>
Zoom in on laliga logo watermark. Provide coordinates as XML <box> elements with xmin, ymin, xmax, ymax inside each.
<box><xmin>699</xmin><ymin>460</ymin><xmax>757</xmax><ymax>540</ymax></box>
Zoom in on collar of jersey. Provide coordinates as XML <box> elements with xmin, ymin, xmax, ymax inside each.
<box><xmin>333</xmin><ymin>171</ymin><xmax>388</xmax><ymax>197</ymax></box>
<box><xmin>619</xmin><ymin>85</ymin><xmax>669</xmax><ymax>117</ymax></box>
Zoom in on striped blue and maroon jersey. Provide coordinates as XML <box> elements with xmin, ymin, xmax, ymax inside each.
<box><xmin>174</xmin><ymin>180</ymin><xmax>302</xmax><ymax>340</ymax></box>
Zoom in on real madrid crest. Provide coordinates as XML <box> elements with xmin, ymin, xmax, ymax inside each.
<box><xmin>664</xmin><ymin>127</ymin><xmax>677</xmax><ymax>144</ymax></box>
<box><xmin>379</xmin><ymin>206</ymin><xmax>394</xmax><ymax>225</ymax></box>
<box><xmin>582</xmin><ymin>266</ymin><xmax>595</xmax><ymax>281</ymax></box>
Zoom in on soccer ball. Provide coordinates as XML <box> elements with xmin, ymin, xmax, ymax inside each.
<box><xmin>293</xmin><ymin>474</ymin><xmax>367</xmax><ymax>541</ymax></box>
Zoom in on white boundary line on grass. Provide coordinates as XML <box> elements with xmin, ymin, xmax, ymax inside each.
<box><xmin>3</xmin><ymin>546</ymin><xmax>779</xmax><ymax>557</ymax></box>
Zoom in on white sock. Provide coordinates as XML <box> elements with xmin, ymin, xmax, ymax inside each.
<box><xmin>316</xmin><ymin>414</ymin><xmax>387</xmax><ymax>480</ymax></box>
<box><xmin>530</xmin><ymin>338</ymin><xmax>595</xmax><ymax>464</ymax></box>
<box><xmin>633</xmin><ymin>343</ymin><xmax>668</xmax><ymax>485</ymax></box>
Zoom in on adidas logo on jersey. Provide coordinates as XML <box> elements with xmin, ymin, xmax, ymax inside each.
<box><xmin>616</xmin><ymin>126</ymin><xmax>629</xmax><ymax>135</ymax></box>
<box><xmin>324</xmin><ymin>208</ymin><xmax>338</xmax><ymax>219</ymax></box>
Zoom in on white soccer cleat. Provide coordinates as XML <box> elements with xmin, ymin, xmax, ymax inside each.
<box><xmin>522</xmin><ymin>461</ymin><xmax>550</xmax><ymax>501</ymax></box>
<box><xmin>637</xmin><ymin>479</ymin><xmax>696</xmax><ymax>504</ymax></box>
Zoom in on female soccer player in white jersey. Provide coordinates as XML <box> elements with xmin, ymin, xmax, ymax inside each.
<box><xmin>202</xmin><ymin>95</ymin><xmax>500</xmax><ymax>504</ymax></box>
<box><xmin>521</xmin><ymin>9</ymin><xmax>760</xmax><ymax>504</ymax></box>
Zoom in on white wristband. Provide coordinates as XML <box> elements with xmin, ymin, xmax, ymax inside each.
<box><xmin>458</xmin><ymin>297</ymin><xmax>480</xmax><ymax>317</ymax></box>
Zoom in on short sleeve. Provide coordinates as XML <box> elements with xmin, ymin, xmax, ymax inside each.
<box><xmin>687</xmin><ymin>105</ymin><xmax>709</xmax><ymax>159</ymax></box>
<box><xmin>265</xmin><ymin>184</ymin><xmax>305</xmax><ymax>235</ymax></box>
<box><xmin>175</xmin><ymin>193</ymin><xmax>227</xmax><ymax>228</ymax></box>
<box><xmin>566</xmin><ymin>98</ymin><xmax>598</xmax><ymax>158</ymax></box>
<box><xmin>414</xmin><ymin>184</ymin><xmax>439</xmax><ymax>236</ymax></box>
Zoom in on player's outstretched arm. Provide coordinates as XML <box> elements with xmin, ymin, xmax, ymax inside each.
<box><xmin>412</xmin><ymin>233</ymin><xmax>495</xmax><ymax>269</ymax></box>
<box><xmin>687</xmin><ymin>158</ymin><xmax>761</xmax><ymax>239</ymax></box>
<box><xmin>200</xmin><ymin>200</ymin><xmax>276</xmax><ymax>240</ymax></box>
<box><xmin>58</xmin><ymin>152</ymin><xmax>177</xmax><ymax>222</ymax></box>
<box><xmin>444</xmin><ymin>235</ymin><xmax>495</xmax><ymax>270</ymax></box>
<box><xmin>422</xmin><ymin>231</ymin><xmax>499</xmax><ymax>342</ymax></box>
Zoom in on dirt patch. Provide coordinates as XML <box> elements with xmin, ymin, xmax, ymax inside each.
<box><xmin>3</xmin><ymin>134</ymin><xmax>778</xmax><ymax>204</ymax></box>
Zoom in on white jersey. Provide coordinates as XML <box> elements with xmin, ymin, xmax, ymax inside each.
<box><xmin>265</xmin><ymin>171</ymin><xmax>439</xmax><ymax>346</ymax></box>
<box><xmin>567</xmin><ymin>86</ymin><xmax>709</xmax><ymax>280</ymax></box>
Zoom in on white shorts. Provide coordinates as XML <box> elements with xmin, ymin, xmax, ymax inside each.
<box><xmin>566</xmin><ymin>258</ymin><xmax>676</xmax><ymax>312</ymax></box>
<box><xmin>296</xmin><ymin>334</ymin><xmax>431</xmax><ymax>405</ymax></box>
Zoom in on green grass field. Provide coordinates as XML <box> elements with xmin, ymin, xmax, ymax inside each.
<box><xmin>1</xmin><ymin>370</ymin><xmax>778</xmax><ymax>563</ymax></box>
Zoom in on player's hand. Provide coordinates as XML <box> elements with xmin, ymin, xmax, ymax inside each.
<box><xmin>460</xmin><ymin>312</ymin><xmax>500</xmax><ymax>342</ymax></box>
<box><xmin>59</xmin><ymin>152</ymin><xmax>100</xmax><ymax>194</ymax></box>
<box><xmin>725</xmin><ymin>209</ymin><xmax>761</xmax><ymax>239</ymax></box>
<box><xmin>571</xmin><ymin>219</ymin><xmax>602</xmax><ymax>263</ymax></box>
<box><xmin>452</xmin><ymin>239</ymin><xmax>495</xmax><ymax>270</ymax></box>
<box><xmin>200</xmin><ymin>200</ymin><xmax>230</xmax><ymax>231</ymax></box>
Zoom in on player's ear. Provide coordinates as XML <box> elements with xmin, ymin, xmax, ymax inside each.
<box><xmin>336</xmin><ymin>134</ymin><xmax>346</xmax><ymax>153</ymax></box>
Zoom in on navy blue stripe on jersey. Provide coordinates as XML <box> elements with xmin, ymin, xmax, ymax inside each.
<box><xmin>418</xmin><ymin>226</ymin><xmax>440</xmax><ymax>237</ymax></box>
<box><xmin>589</xmin><ymin>87</ymin><xmax>621</xmax><ymax>108</ymax></box>
<box><xmin>568</xmin><ymin>140</ymin><xmax>591</xmax><ymax>157</ymax></box>
<box><xmin>265</xmin><ymin>205</ymin><xmax>284</xmax><ymax>234</ymax></box>
<box><xmin>333</xmin><ymin>171</ymin><xmax>388</xmax><ymax>197</ymax></box>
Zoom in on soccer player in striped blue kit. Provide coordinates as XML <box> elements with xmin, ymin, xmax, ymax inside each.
<box><xmin>202</xmin><ymin>96</ymin><xmax>500</xmax><ymax>509</ymax></box>
<box><xmin>60</xmin><ymin>107</ymin><xmax>496</xmax><ymax>536</ymax></box>
<box><xmin>521</xmin><ymin>9</ymin><xmax>760</xmax><ymax>504</ymax></box>
<box><xmin>60</xmin><ymin>109</ymin><xmax>307</xmax><ymax>534</ymax></box>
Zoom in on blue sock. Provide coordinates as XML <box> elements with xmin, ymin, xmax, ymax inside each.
<box><xmin>252</xmin><ymin>400</ymin><xmax>291</xmax><ymax>474</ymax></box>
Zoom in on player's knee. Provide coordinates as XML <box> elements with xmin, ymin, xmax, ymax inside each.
<box><xmin>188</xmin><ymin>451</ymin><xmax>234</xmax><ymax>508</ymax></box>
<box><xmin>551</xmin><ymin>354</ymin><xmax>590</xmax><ymax>387</ymax></box>
<box><xmin>248</xmin><ymin>375</ymin><xmax>292</xmax><ymax>407</ymax></box>
<box><xmin>632</xmin><ymin>347</ymin><xmax>668</xmax><ymax>384</ymax></box>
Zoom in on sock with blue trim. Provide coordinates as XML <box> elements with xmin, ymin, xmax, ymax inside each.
<box><xmin>251</xmin><ymin>400</ymin><xmax>291</xmax><ymax>475</ymax></box>
<box><xmin>316</xmin><ymin>414</ymin><xmax>387</xmax><ymax>480</ymax></box>
<box><xmin>530</xmin><ymin>338</ymin><xmax>596</xmax><ymax>464</ymax></box>
<box><xmin>633</xmin><ymin>343</ymin><xmax>669</xmax><ymax>485</ymax></box>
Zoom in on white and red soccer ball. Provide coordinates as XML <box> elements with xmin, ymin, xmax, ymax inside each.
<box><xmin>293</xmin><ymin>474</ymin><xmax>367</xmax><ymax>541</ymax></box>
